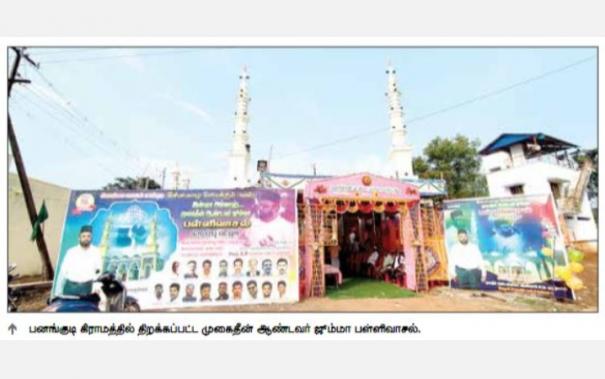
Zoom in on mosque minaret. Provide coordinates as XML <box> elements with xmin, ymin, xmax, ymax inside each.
<box><xmin>385</xmin><ymin>64</ymin><xmax>415</xmax><ymax>179</ymax></box>
<box><xmin>227</xmin><ymin>66</ymin><xmax>252</xmax><ymax>187</ymax></box>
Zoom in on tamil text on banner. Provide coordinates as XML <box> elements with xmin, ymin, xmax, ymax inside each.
<box><xmin>51</xmin><ymin>189</ymin><xmax>299</xmax><ymax>310</ymax></box>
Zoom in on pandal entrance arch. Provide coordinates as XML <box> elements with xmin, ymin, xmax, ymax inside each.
<box><xmin>299</xmin><ymin>173</ymin><xmax>430</xmax><ymax>298</ymax></box>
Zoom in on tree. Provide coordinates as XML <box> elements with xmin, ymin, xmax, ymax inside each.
<box><xmin>103</xmin><ymin>176</ymin><xmax>162</xmax><ymax>190</ymax></box>
<box><xmin>413</xmin><ymin>135</ymin><xmax>488</xmax><ymax>199</ymax></box>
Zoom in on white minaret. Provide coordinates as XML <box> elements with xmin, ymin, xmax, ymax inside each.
<box><xmin>385</xmin><ymin>63</ymin><xmax>414</xmax><ymax>178</ymax></box>
<box><xmin>227</xmin><ymin>66</ymin><xmax>252</xmax><ymax>187</ymax></box>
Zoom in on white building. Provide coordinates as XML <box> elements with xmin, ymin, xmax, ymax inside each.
<box><xmin>227</xmin><ymin>66</ymin><xmax>252</xmax><ymax>188</ymax></box>
<box><xmin>385</xmin><ymin>64</ymin><xmax>415</xmax><ymax>179</ymax></box>
<box><xmin>480</xmin><ymin>133</ymin><xmax>597</xmax><ymax>251</ymax></box>
<box><xmin>256</xmin><ymin>64</ymin><xmax>445</xmax><ymax>196</ymax></box>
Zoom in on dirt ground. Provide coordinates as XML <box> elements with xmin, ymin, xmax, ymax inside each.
<box><xmin>14</xmin><ymin>252</ymin><xmax>597</xmax><ymax>313</ymax></box>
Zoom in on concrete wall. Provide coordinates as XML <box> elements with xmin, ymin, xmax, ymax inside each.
<box><xmin>8</xmin><ymin>173</ymin><xmax>70</xmax><ymax>277</ymax></box>
<box><xmin>485</xmin><ymin>161</ymin><xmax>579</xmax><ymax>197</ymax></box>
<box><xmin>483</xmin><ymin>160</ymin><xmax>597</xmax><ymax>247</ymax></box>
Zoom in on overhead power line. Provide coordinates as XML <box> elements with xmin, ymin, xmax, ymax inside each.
<box><xmin>271</xmin><ymin>54</ymin><xmax>596</xmax><ymax>161</ymax></box>
<box><xmin>28</xmin><ymin>67</ymin><xmax>147</xmax><ymax>172</ymax></box>
<box><xmin>9</xmin><ymin>96</ymin><xmax>122</xmax><ymax>178</ymax></box>
<box><xmin>13</xmin><ymin>90</ymin><xmax>141</xmax><ymax>175</ymax></box>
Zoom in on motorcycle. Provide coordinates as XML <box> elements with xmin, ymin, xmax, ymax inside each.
<box><xmin>44</xmin><ymin>273</ymin><xmax>140</xmax><ymax>312</ymax></box>
<box><xmin>8</xmin><ymin>263</ymin><xmax>19</xmax><ymax>312</ymax></box>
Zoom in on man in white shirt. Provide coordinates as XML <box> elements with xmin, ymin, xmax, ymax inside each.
<box><xmin>59</xmin><ymin>225</ymin><xmax>103</xmax><ymax>297</ymax></box>
<box><xmin>248</xmin><ymin>191</ymin><xmax>295</xmax><ymax>248</ymax></box>
<box><xmin>393</xmin><ymin>252</ymin><xmax>406</xmax><ymax>279</ymax></box>
<box><xmin>364</xmin><ymin>246</ymin><xmax>380</xmax><ymax>277</ymax></box>
<box><xmin>448</xmin><ymin>229</ymin><xmax>485</xmax><ymax>289</ymax></box>
<box><xmin>380</xmin><ymin>252</ymin><xmax>395</xmax><ymax>276</ymax></box>
<box><xmin>347</xmin><ymin>228</ymin><xmax>360</xmax><ymax>257</ymax></box>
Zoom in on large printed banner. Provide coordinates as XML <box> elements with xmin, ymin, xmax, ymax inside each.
<box><xmin>52</xmin><ymin>189</ymin><xmax>299</xmax><ymax>309</ymax></box>
<box><xmin>443</xmin><ymin>195</ymin><xmax>572</xmax><ymax>299</ymax></box>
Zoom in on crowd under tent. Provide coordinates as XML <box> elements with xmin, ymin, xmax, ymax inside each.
<box><xmin>295</xmin><ymin>172</ymin><xmax>448</xmax><ymax>298</ymax></box>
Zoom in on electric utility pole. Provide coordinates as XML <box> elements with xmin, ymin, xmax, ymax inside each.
<box><xmin>8</xmin><ymin>47</ymin><xmax>54</xmax><ymax>280</ymax></box>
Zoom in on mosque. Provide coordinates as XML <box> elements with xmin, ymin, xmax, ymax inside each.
<box><xmin>225</xmin><ymin>64</ymin><xmax>449</xmax><ymax>297</ymax></box>
<box><xmin>222</xmin><ymin>63</ymin><xmax>596</xmax><ymax>298</ymax></box>
<box><xmin>225</xmin><ymin>64</ymin><xmax>447</xmax><ymax>196</ymax></box>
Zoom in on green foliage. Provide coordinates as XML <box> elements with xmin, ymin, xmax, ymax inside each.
<box><xmin>413</xmin><ymin>134</ymin><xmax>488</xmax><ymax>199</ymax></box>
<box><xmin>103</xmin><ymin>176</ymin><xmax>162</xmax><ymax>190</ymax></box>
<box><xmin>326</xmin><ymin>278</ymin><xmax>416</xmax><ymax>299</ymax></box>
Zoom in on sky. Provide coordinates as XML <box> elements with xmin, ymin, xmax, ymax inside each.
<box><xmin>7</xmin><ymin>47</ymin><xmax>598</xmax><ymax>190</ymax></box>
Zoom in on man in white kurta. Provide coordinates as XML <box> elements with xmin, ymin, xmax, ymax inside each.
<box><xmin>59</xmin><ymin>225</ymin><xmax>103</xmax><ymax>297</ymax></box>
<box><xmin>448</xmin><ymin>229</ymin><xmax>485</xmax><ymax>289</ymax></box>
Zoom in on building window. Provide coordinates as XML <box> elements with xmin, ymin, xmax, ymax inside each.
<box><xmin>508</xmin><ymin>185</ymin><xmax>524</xmax><ymax>195</ymax></box>
<box><xmin>549</xmin><ymin>181</ymin><xmax>563</xmax><ymax>199</ymax></box>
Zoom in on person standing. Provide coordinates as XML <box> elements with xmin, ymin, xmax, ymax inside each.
<box><xmin>59</xmin><ymin>225</ymin><xmax>103</xmax><ymax>297</ymax></box>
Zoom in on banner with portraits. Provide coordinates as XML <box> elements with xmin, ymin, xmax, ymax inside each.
<box><xmin>51</xmin><ymin>189</ymin><xmax>299</xmax><ymax>310</ymax></box>
<box><xmin>443</xmin><ymin>194</ymin><xmax>572</xmax><ymax>299</ymax></box>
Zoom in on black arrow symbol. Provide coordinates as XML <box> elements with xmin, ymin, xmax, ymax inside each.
<box><xmin>8</xmin><ymin>324</ymin><xmax>17</xmax><ymax>335</ymax></box>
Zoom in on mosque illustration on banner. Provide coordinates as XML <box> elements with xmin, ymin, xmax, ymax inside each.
<box><xmin>90</xmin><ymin>201</ymin><xmax>178</xmax><ymax>282</ymax></box>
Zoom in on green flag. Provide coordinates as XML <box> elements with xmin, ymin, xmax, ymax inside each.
<box><xmin>30</xmin><ymin>201</ymin><xmax>49</xmax><ymax>241</ymax></box>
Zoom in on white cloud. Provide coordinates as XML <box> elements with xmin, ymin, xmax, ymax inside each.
<box><xmin>155</xmin><ymin>92</ymin><xmax>214</xmax><ymax>125</ymax></box>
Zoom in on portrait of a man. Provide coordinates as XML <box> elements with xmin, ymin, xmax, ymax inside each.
<box><xmin>169</xmin><ymin>283</ymin><xmax>180</xmax><ymax>302</ymax></box>
<box><xmin>448</xmin><ymin>229</ymin><xmax>485</xmax><ymax>289</ymax></box>
<box><xmin>247</xmin><ymin>280</ymin><xmax>258</xmax><ymax>299</ymax></box>
<box><xmin>59</xmin><ymin>225</ymin><xmax>102</xmax><ymax>297</ymax></box>
<box><xmin>262</xmin><ymin>281</ymin><xmax>272</xmax><ymax>299</ymax></box>
<box><xmin>184</xmin><ymin>260</ymin><xmax>198</xmax><ymax>279</ymax></box>
<box><xmin>182</xmin><ymin>283</ymin><xmax>197</xmax><ymax>302</ymax></box>
<box><xmin>216</xmin><ymin>281</ymin><xmax>229</xmax><ymax>301</ymax></box>
<box><xmin>200</xmin><ymin>283</ymin><xmax>212</xmax><ymax>302</ymax></box>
